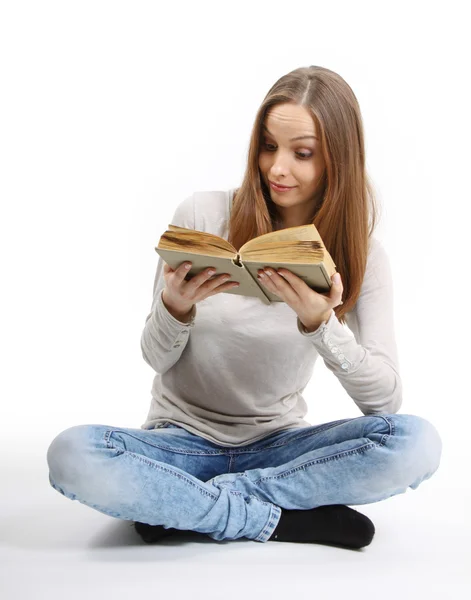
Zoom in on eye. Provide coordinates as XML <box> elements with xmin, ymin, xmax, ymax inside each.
<box><xmin>261</xmin><ymin>141</ymin><xmax>312</xmax><ymax>160</ymax></box>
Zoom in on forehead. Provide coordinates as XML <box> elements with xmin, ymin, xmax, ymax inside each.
<box><xmin>264</xmin><ymin>103</ymin><xmax>316</xmax><ymax>134</ymax></box>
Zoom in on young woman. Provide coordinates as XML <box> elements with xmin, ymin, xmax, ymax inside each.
<box><xmin>47</xmin><ymin>65</ymin><xmax>442</xmax><ymax>550</ymax></box>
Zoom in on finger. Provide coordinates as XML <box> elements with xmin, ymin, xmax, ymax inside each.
<box><xmin>175</xmin><ymin>261</ymin><xmax>193</xmax><ymax>283</ymax></box>
<box><xmin>329</xmin><ymin>272</ymin><xmax>343</xmax><ymax>304</ymax></box>
<box><xmin>207</xmin><ymin>279</ymin><xmax>240</xmax><ymax>296</ymax></box>
<box><xmin>256</xmin><ymin>271</ymin><xmax>273</xmax><ymax>289</ymax></box>
<box><xmin>278</xmin><ymin>268</ymin><xmax>342</xmax><ymax>306</ymax></box>
<box><xmin>260</xmin><ymin>268</ymin><xmax>298</xmax><ymax>302</ymax></box>
<box><xmin>188</xmin><ymin>266</ymin><xmax>224</xmax><ymax>290</ymax></box>
<box><xmin>272</xmin><ymin>269</ymin><xmax>304</xmax><ymax>300</ymax></box>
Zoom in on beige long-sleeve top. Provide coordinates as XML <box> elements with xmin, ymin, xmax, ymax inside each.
<box><xmin>140</xmin><ymin>188</ymin><xmax>402</xmax><ymax>447</ymax></box>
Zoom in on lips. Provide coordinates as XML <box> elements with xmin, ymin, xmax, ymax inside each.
<box><xmin>269</xmin><ymin>180</ymin><xmax>294</xmax><ymax>189</ymax></box>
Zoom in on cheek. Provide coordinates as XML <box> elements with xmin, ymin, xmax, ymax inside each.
<box><xmin>258</xmin><ymin>153</ymin><xmax>269</xmax><ymax>172</ymax></box>
<box><xmin>303</xmin><ymin>163</ymin><xmax>321</xmax><ymax>183</ymax></box>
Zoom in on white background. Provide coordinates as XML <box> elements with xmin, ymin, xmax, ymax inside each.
<box><xmin>1</xmin><ymin>0</ymin><xmax>470</xmax><ymax>597</ymax></box>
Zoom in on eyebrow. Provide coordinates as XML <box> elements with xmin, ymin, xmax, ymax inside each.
<box><xmin>262</xmin><ymin>125</ymin><xmax>318</xmax><ymax>141</ymax></box>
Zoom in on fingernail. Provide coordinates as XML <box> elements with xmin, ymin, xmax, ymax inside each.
<box><xmin>333</xmin><ymin>273</ymin><xmax>341</xmax><ymax>283</ymax></box>
<box><xmin>185</xmin><ymin>263</ymin><xmax>191</xmax><ymax>269</ymax></box>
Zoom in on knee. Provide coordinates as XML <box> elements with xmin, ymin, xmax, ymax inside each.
<box><xmin>46</xmin><ymin>424</ymin><xmax>94</xmax><ymax>489</ymax></box>
<box><xmin>416</xmin><ymin>416</ymin><xmax>443</xmax><ymax>476</ymax></box>
<box><xmin>392</xmin><ymin>414</ymin><xmax>443</xmax><ymax>481</ymax></box>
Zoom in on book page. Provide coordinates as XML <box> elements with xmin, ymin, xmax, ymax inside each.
<box><xmin>239</xmin><ymin>224</ymin><xmax>322</xmax><ymax>253</ymax></box>
<box><xmin>240</xmin><ymin>240</ymin><xmax>325</xmax><ymax>262</ymax></box>
<box><xmin>160</xmin><ymin>225</ymin><xmax>237</xmax><ymax>257</ymax></box>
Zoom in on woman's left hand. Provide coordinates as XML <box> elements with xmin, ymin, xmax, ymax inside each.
<box><xmin>257</xmin><ymin>267</ymin><xmax>344</xmax><ymax>331</ymax></box>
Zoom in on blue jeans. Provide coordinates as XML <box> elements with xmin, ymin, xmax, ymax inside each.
<box><xmin>46</xmin><ymin>413</ymin><xmax>442</xmax><ymax>543</ymax></box>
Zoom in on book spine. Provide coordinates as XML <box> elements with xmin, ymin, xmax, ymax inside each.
<box><xmin>237</xmin><ymin>256</ymin><xmax>270</xmax><ymax>305</ymax></box>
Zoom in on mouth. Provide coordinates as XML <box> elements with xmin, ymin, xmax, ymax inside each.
<box><xmin>269</xmin><ymin>180</ymin><xmax>295</xmax><ymax>191</ymax></box>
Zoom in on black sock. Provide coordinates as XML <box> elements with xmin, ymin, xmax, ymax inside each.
<box><xmin>134</xmin><ymin>505</ymin><xmax>375</xmax><ymax>548</ymax></box>
<box><xmin>268</xmin><ymin>504</ymin><xmax>375</xmax><ymax>549</ymax></box>
<box><xmin>134</xmin><ymin>521</ymin><xmax>180</xmax><ymax>543</ymax></box>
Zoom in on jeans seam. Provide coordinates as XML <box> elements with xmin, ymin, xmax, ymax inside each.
<box><xmin>103</xmin><ymin>429</ymin><xmax>230</xmax><ymax>457</ymax></box>
<box><xmin>254</xmin><ymin>415</ymin><xmax>395</xmax><ymax>451</ymax></box>
<box><xmin>103</xmin><ymin>431</ymin><xmax>219</xmax><ymax>501</ymax></box>
<box><xmin>128</xmin><ymin>450</ymin><xmax>220</xmax><ymax>500</ymax></box>
<box><xmin>253</xmin><ymin>441</ymin><xmax>376</xmax><ymax>484</ymax></box>
<box><xmin>254</xmin><ymin>503</ymin><xmax>282</xmax><ymax>542</ymax></box>
<box><xmin>104</xmin><ymin>417</ymin><xmax>392</xmax><ymax>456</ymax></box>
<box><xmin>103</xmin><ymin>415</ymin><xmax>396</xmax><ymax>491</ymax></box>
<box><xmin>221</xmin><ymin>421</ymin><xmax>358</xmax><ymax>455</ymax></box>
<box><xmin>234</xmin><ymin>419</ymin><xmax>358</xmax><ymax>453</ymax></box>
<box><xmin>251</xmin><ymin>415</ymin><xmax>396</xmax><ymax>484</ymax></box>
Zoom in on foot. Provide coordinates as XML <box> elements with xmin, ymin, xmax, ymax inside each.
<box><xmin>134</xmin><ymin>521</ymin><xmax>180</xmax><ymax>543</ymax></box>
<box><xmin>268</xmin><ymin>504</ymin><xmax>375</xmax><ymax>549</ymax></box>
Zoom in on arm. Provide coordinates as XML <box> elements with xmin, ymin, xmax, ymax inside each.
<box><xmin>140</xmin><ymin>194</ymin><xmax>197</xmax><ymax>375</ymax></box>
<box><xmin>296</xmin><ymin>238</ymin><xmax>402</xmax><ymax>415</ymax></box>
<box><xmin>162</xmin><ymin>289</ymin><xmax>195</xmax><ymax>323</ymax></box>
<box><xmin>301</xmin><ymin>309</ymin><xmax>334</xmax><ymax>333</ymax></box>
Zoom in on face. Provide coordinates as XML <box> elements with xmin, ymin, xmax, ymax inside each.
<box><xmin>258</xmin><ymin>102</ymin><xmax>326</xmax><ymax>228</ymax></box>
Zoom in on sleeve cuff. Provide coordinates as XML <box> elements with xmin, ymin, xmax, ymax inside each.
<box><xmin>296</xmin><ymin>309</ymin><xmax>336</xmax><ymax>339</ymax></box>
<box><xmin>151</xmin><ymin>289</ymin><xmax>196</xmax><ymax>341</ymax></box>
<box><xmin>297</xmin><ymin>310</ymin><xmax>362</xmax><ymax>374</ymax></box>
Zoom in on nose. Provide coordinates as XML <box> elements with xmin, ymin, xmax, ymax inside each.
<box><xmin>270</xmin><ymin>158</ymin><xmax>291</xmax><ymax>177</ymax></box>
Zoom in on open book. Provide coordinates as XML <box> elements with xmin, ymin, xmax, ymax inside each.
<box><xmin>155</xmin><ymin>224</ymin><xmax>338</xmax><ymax>305</ymax></box>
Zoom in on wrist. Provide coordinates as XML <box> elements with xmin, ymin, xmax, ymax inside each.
<box><xmin>301</xmin><ymin>309</ymin><xmax>333</xmax><ymax>333</ymax></box>
<box><xmin>162</xmin><ymin>290</ymin><xmax>194</xmax><ymax>324</ymax></box>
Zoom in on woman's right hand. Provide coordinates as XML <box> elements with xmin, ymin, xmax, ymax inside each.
<box><xmin>162</xmin><ymin>262</ymin><xmax>240</xmax><ymax>317</ymax></box>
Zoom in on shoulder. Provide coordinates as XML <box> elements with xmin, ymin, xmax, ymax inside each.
<box><xmin>175</xmin><ymin>189</ymin><xmax>232</xmax><ymax>212</ymax></box>
<box><xmin>171</xmin><ymin>189</ymin><xmax>232</xmax><ymax>228</ymax></box>
<box><xmin>364</xmin><ymin>235</ymin><xmax>393</xmax><ymax>287</ymax></box>
<box><xmin>192</xmin><ymin>189</ymin><xmax>235</xmax><ymax>234</ymax></box>
<box><xmin>367</xmin><ymin>235</ymin><xmax>391</xmax><ymax>265</ymax></box>
<box><xmin>169</xmin><ymin>193</ymin><xmax>196</xmax><ymax>228</ymax></box>
<box><xmin>193</xmin><ymin>189</ymin><xmax>233</xmax><ymax>213</ymax></box>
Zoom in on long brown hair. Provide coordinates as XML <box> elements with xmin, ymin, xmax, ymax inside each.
<box><xmin>227</xmin><ymin>65</ymin><xmax>381</xmax><ymax>325</ymax></box>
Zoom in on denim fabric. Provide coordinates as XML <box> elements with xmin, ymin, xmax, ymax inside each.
<box><xmin>47</xmin><ymin>413</ymin><xmax>442</xmax><ymax>542</ymax></box>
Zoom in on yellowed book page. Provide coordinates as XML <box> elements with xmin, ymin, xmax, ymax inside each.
<box><xmin>239</xmin><ymin>224</ymin><xmax>322</xmax><ymax>253</ymax></box>
<box><xmin>160</xmin><ymin>226</ymin><xmax>236</xmax><ymax>258</ymax></box>
<box><xmin>240</xmin><ymin>240</ymin><xmax>324</xmax><ymax>262</ymax></box>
